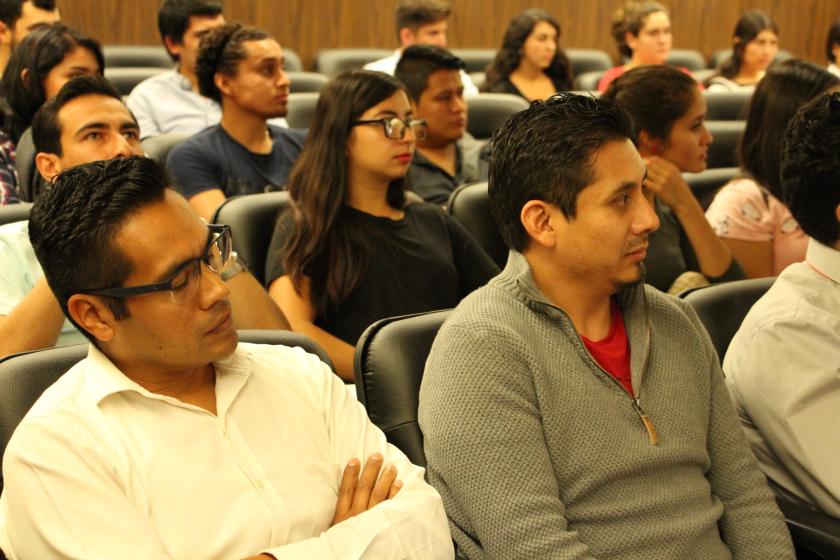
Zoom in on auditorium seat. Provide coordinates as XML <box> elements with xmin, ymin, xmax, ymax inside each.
<box><xmin>466</xmin><ymin>93</ymin><xmax>529</xmax><ymax>140</ymax></box>
<box><xmin>572</xmin><ymin>70</ymin><xmax>604</xmax><ymax>91</ymax></box>
<box><xmin>709</xmin><ymin>48</ymin><xmax>792</xmax><ymax>70</ymax></box>
<box><xmin>683</xmin><ymin>166</ymin><xmax>740</xmax><ymax>210</ymax></box>
<box><xmin>704</xmin><ymin>90</ymin><xmax>752</xmax><ymax>120</ymax></box>
<box><xmin>142</xmin><ymin>132</ymin><xmax>191</xmax><ymax>162</ymax></box>
<box><xmin>282</xmin><ymin>48</ymin><xmax>304</xmax><ymax>72</ymax></box>
<box><xmin>566</xmin><ymin>48</ymin><xmax>613</xmax><ymax>75</ymax></box>
<box><xmin>0</xmin><ymin>203</ymin><xmax>32</xmax><ymax>226</ymax></box>
<box><xmin>314</xmin><ymin>48</ymin><xmax>391</xmax><ymax>77</ymax></box>
<box><xmin>448</xmin><ymin>181</ymin><xmax>506</xmax><ymax>268</ymax></box>
<box><xmin>286</xmin><ymin>92</ymin><xmax>319</xmax><ymax>129</ymax></box>
<box><xmin>0</xmin><ymin>330</ymin><xmax>332</xmax><ymax>494</ymax></box>
<box><xmin>705</xmin><ymin>120</ymin><xmax>744</xmax><ymax>169</ymax></box>
<box><xmin>212</xmin><ymin>191</ymin><xmax>290</xmax><ymax>286</ymax></box>
<box><xmin>287</xmin><ymin>71</ymin><xmax>329</xmax><ymax>93</ymax></box>
<box><xmin>692</xmin><ymin>68</ymin><xmax>716</xmax><ymax>84</ymax></box>
<box><xmin>767</xmin><ymin>479</ymin><xmax>840</xmax><ymax>560</ymax></box>
<box><xmin>354</xmin><ymin>309</ymin><xmax>451</xmax><ymax>468</ymax></box>
<box><xmin>105</xmin><ymin>66</ymin><xmax>167</xmax><ymax>96</ymax></box>
<box><xmin>469</xmin><ymin>71</ymin><xmax>486</xmax><ymax>90</ymax></box>
<box><xmin>680</xmin><ymin>277</ymin><xmax>774</xmax><ymax>361</ymax></box>
<box><xmin>451</xmin><ymin>48</ymin><xmax>495</xmax><ymax>73</ymax></box>
<box><xmin>103</xmin><ymin>45</ymin><xmax>172</xmax><ymax>68</ymax></box>
<box><xmin>667</xmin><ymin>49</ymin><xmax>706</xmax><ymax>71</ymax></box>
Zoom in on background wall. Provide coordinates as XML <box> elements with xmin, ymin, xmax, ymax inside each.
<box><xmin>63</xmin><ymin>0</ymin><xmax>839</xmax><ymax>70</ymax></box>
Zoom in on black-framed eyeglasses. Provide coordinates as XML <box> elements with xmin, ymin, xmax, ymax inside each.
<box><xmin>352</xmin><ymin>117</ymin><xmax>427</xmax><ymax>141</ymax></box>
<box><xmin>77</xmin><ymin>224</ymin><xmax>233</xmax><ymax>304</ymax></box>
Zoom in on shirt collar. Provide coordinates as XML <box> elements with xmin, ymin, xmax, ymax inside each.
<box><xmin>83</xmin><ymin>343</ymin><xmax>252</xmax><ymax>410</ymax></box>
<box><xmin>805</xmin><ymin>238</ymin><xmax>840</xmax><ymax>284</ymax></box>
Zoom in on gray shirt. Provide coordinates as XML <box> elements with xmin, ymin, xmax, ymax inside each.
<box><xmin>407</xmin><ymin>133</ymin><xmax>487</xmax><ymax>206</ymax></box>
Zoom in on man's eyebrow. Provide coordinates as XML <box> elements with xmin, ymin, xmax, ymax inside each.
<box><xmin>74</xmin><ymin>122</ymin><xmax>107</xmax><ymax>135</ymax></box>
<box><xmin>153</xmin><ymin>228</ymin><xmax>213</xmax><ymax>283</ymax></box>
<box><xmin>608</xmin><ymin>181</ymin><xmax>636</xmax><ymax>197</ymax></box>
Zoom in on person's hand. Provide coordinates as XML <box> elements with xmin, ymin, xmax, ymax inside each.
<box><xmin>643</xmin><ymin>155</ymin><xmax>696</xmax><ymax>214</ymax></box>
<box><xmin>330</xmin><ymin>453</ymin><xmax>403</xmax><ymax>527</ymax></box>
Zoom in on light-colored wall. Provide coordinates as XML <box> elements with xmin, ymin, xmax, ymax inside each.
<box><xmin>62</xmin><ymin>0</ymin><xmax>838</xmax><ymax>70</ymax></box>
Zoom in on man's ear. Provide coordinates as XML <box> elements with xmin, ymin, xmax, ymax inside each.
<box><xmin>521</xmin><ymin>200</ymin><xmax>559</xmax><ymax>249</ymax></box>
<box><xmin>67</xmin><ymin>294</ymin><xmax>117</xmax><ymax>343</ymax></box>
<box><xmin>834</xmin><ymin>203</ymin><xmax>840</xmax><ymax>225</ymax></box>
<box><xmin>624</xmin><ymin>31</ymin><xmax>638</xmax><ymax>55</ymax></box>
<box><xmin>214</xmin><ymin>72</ymin><xmax>232</xmax><ymax>98</ymax></box>
<box><xmin>163</xmin><ymin>36</ymin><xmax>182</xmax><ymax>60</ymax></box>
<box><xmin>399</xmin><ymin>27</ymin><xmax>415</xmax><ymax>47</ymax></box>
<box><xmin>35</xmin><ymin>152</ymin><xmax>61</xmax><ymax>183</ymax></box>
<box><xmin>637</xmin><ymin>129</ymin><xmax>662</xmax><ymax>155</ymax></box>
<box><xmin>0</xmin><ymin>21</ymin><xmax>11</xmax><ymax>46</ymax></box>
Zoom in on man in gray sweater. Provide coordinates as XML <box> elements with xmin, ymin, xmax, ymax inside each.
<box><xmin>418</xmin><ymin>93</ymin><xmax>794</xmax><ymax>559</ymax></box>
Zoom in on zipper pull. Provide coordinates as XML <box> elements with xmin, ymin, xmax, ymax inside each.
<box><xmin>633</xmin><ymin>398</ymin><xmax>659</xmax><ymax>446</ymax></box>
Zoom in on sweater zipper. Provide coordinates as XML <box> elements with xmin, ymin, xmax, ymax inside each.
<box><xmin>580</xmin><ymin>318</ymin><xmax>659</xmax><ymax>446</ymax></box>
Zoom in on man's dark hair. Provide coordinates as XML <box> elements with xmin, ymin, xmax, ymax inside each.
<box><xmin>781</xmin><ymin>92</ymin><xmax>840</xmax><ymax>247</ymax></box>
<box><xmin>32</xmin><ymin>74</ymin><xmax>126</xmax><ymax>156</ymax></box>
<box><xmin>29</xmin><ymin>156</ymin><xmax>170</xmax><ymax>342</ymax></box>
<box><xmin>489</xmin><ymin>92</ymin><xmax>634</xmax><ymax>252</ymax></box>
<box><xmin>394</xmin><ymin>44</ymin><xmax>464</xmax><ymax>102</ymax></box>
<box><xmin>0</xmin><ymin>0</ymin><xmax>56</xmax><ymax>29</ymax></box>
<box><xmin>195</xmin><ymin>21</ymin><xmax>269</xmax><ymax>103</ymax></box>
<box><xmin>157</xmin><ymin>0</ymin><xmax>223</xmax><ymax>61</ymax></box>
<box><xmin>395</xmin><ymin>0</ymin><xmax>450</xmax><ymax>42</ymax></box>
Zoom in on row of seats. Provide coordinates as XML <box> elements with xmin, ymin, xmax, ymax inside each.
<box><xmin>102</xmin><ymin>44</ymin><xmax>793</xmax><ymax>77</ymax></box>
<box><xmin>0</xmin><ymin>277</ymin><xmax>837</xmax><ymax>558</ymax></box>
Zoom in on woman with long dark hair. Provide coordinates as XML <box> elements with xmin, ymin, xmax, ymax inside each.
<box><xmin>266</xmin><ymin>70</ymin><xmax>498</xmax><ymax>379</ymax></box>
<box><xmin>706</xmin><ymin>60</ymin><xmax>840</xmax><ymax>277</ymax></box>
<box><xmin>707</xmin><ymin>11</ymin><xmax>779</xmax><ymax>92</ymax></box>
<box><xmin>603</xmin><ymin>65</ymin><xmax>743</xmax><ymax>293</ymax></box>
<box><xmin>481</xmin><ymin>9</ymin><xmax>571</xmax><ymax>101</ymax></box>
<box><xmin>1</xmin><ymin>23</ymin><xmax>103</xmax><ymax>142</ymax></box>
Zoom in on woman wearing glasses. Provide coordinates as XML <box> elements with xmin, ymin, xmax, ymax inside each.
<box><xmin>266</xmin><ymin>70</ymin><xmax>499</xmax><ymax>380</ymax></box>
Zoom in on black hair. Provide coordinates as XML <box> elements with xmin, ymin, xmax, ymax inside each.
<box><xmin>610</xmin><ymin>1</ymin><xmax>669</xmax><ymax>60</ymax></box>
<box><xmin>394</xmin><ymin>44</ymin><xmax>464</xmax><ymax>102</ymax></box>
<box><xmin>32</xmin><ymin>74</ymin><xmax>126</xmax><ymax>156</ymax></box>
<box><xmin>394</xmin><ymin>0</ymin><xmax>450</xmax><ymax>42</ymax></box>
<box><xmin>195</xmin><ymin>21</ymin><xmax>269</xmax><ymax>103</ymax></box>
<box><xmin>719</xmin><ymin>11</ymin><xmax>778</xmax><ymax>80</ymax></box>
<box><xmin>781</xmin><ymin>92</ymin><xmax>840</xmax><ymax>247</ymax></box>
<box><xmin>157</xmin><ymin>0</ymin><xmax>223</xmax><ymax>61</ymax></box>
<box><xmin>28</xmin><ymin>156</ymin><xmax>170</xmax><ymax>342</ymax></box>
<box><xmin>0</xmin><ymin>0</ymin><xmax>56</xmax><ymax>29</ymax></box>
<box><xmin>0</xmin><ymin>22</ymin><xmax>103</xmax><ymax>142</ymax></box>
<box><xmin>602</xmin><ymin>64</ymin><xmax>698</xmax><ymax>143</ymax></box>
<box><xmin>827</xmin><ymin>19</ymin><xmax>840</xmax><ymax>64</ymax></box>
<box><xmin>281</xmin><ymin>70</ymin><xmax>407</xmax><ymax>316</ymax></box>
<box><xmin>740</xmin><ymin>59</ymin><xmax>839</xmax><ymax>200</ymax></box>
<box><xmin>482</xmin><ymin>9</ymin><xmax>572</xmax><ymax>93</ymax></box>
<box><xmin>489</xmin><ymin>92</ymin><xmax>634</xmax><ymax>252</ymax></box>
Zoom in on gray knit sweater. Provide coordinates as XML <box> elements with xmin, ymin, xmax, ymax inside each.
<box><xmin>418</xmin><ymin>251</ymin><xmax>793</xmax><ymax>559</ymax></box>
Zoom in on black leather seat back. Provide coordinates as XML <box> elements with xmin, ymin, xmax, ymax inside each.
<box><xmin>680</xmin><ymin>277</ymin><xmax>775</xmax><ymax>360</ymax></box>
<box><xmin>466</xmin><ymin>93</ymin><xmax>529</xmax><ymax>140</ymax></box>
<box><xmin>286</xmin><ymin>92</ymin><xmax>319</xmax><ymax>129</ymax></box>
<box><xmin>566</xmin><ymin>48</ymin><xmax>613</xmax><ymax>75</ymax></box>
<box><xmin>706</xmin><ymin>120</ymin><xmax>745</xmax><ymax>169</ymax></box>
<box><xmin>105</xmin><ymin>66</ymin><xmax>167</xmax><ymax>96</ymax></box>
<box><xmin>315</xmin><ymin>48</ymin><xmax>392</xmax><ymax>77</ymax></box>
<box><xmin>287</xmin><ymin>71</ymin><xmax>329</xmax><ymax>93</ymax></box>
<box><xmin>354</xmin><ymin>310</ymin><xmax>451</xmax><ymax>468</ymax></box>
<box><xmin>103</xmin><ymin>45</ymin><xmax>172</xmax><ymax>68</ymax></box>
<box><xmin>212</xmin><ymin>191</ymin><xmax>291</xmax><ymax>286</ymax></box>
<box><xmin>0</xmin><ymin>202</ymin><xmax>32</xmax><ymax>225</ymax></box>
<box><xmin>666</xmin><ymin>49</ymin><xmax>706</xmax><ymax>71</ymax></box>
<box><xmin>451</xmin><ymin>48</ymin><xmax>495</xmax><ymax>73</ymax></box>
<box><xmin>683</xmin><ymin>166</ymin><xmax>739</xmax><ymax>210</ymax></box>
<box><xmin>448</xmin><ymin>182</ymin><xmax>507</xmax><ymax>268</ymax></box>
<box><xmin>704</xmin><ymin>90</ymin><xmax>752</xmax><ymax>121</ymax></box>
<box><xmin>767</xmin><ymin>479</ymin><xmax>840</xmax><ymax>559</ymax></box>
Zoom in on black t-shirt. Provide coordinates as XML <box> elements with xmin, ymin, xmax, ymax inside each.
<box><xmin>167</xmin><ymin>124</ymin><xmax>306</xmax><ymax>199</ymax></box>
<box><xmin>266</xmin><ymin>202</ymin><xmax>500</xmax><ymax>344</ymax></box>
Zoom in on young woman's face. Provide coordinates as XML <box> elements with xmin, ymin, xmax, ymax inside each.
<box><xmin>42</xmin><ymin>46</ymin><xmax>100</xmax><ymax>99</ymax></box>
<box><xmin>520</xmin><ymin>20</ymin><xmax>558</xmax><ymax>70</ymax></box>
<box><xmin>741</xmin><ymin>29</ymin><xmax>779</xmax><ymax>75</ymax></box>
<box><xmin>659</xmin><ymin>87</ymin><xmax>713</xmax><ymax>173</ymax></box>
<box><xmin>347</xmin><ymin>89</ymin><xmax>417</xmax><ymax>184</ymax></box>
<box><xmin>628</xmin><ymin>11</ymin><xmax>672</xmax><ymax>65</ymax></box>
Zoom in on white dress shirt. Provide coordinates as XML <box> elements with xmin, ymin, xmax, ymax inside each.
<box><xmin>724</xmin><ymin>238</ymin><xmax>840</xmax><ymax>517</ymax></box>
<box><xmin>364</xmin><ymin>50</ymin><xmax>479</xmax><ymax>96</ymax></box>
<box><xmin>0</xmin><ymin>343</ymin><xmax>453</xmax><ymax>559</ymax></box>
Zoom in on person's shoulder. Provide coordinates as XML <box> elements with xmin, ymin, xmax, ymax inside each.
<box><xmin>168</xmin><ymin>126</ymin><xmax>223</xmax><ymax>157</ymax></box>
<box><xmin>269</xmin><ymin>125</ymin><xmax>307</xmax><ymax>148</ymax></box>
<box><xmin>233</xmin><ymin>342</ymin><xmax>333</xmax><ymax>386</ymax></box>
<box><xmin>0</xmin><ymin>218</ymin><xmax>29</xmax><ymax>240</ymax></box>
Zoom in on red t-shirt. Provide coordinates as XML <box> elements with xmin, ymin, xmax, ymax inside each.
<box><xmin>581</xmin><ymin>299</ymin><xmax>633</xmax><ymax>395</ymax></box>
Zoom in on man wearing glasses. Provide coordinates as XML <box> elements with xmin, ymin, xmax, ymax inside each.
<box><xmin>0</xmin><ymin>155</ymin><xmax>453</xmax><ymax>559</ymax></box>
<box><xmin>167</xmin><ymin>22</ymin><xmax>305</xmax><ymax>222</ymax></box>
<box><xmin>0</xmin><ymin>75</ymin><xmax>288</xmax><ymax>358</ymax></box>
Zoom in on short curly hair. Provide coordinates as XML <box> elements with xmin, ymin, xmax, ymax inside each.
<box><xmin>781</xmin><ymin>92</ymin><xmax>840</xmax><ymax>247</ymax></box>
<box><xmin>195</xmin><ymin>22</ymin><xmax>269</xmax><ymax>103</ymax></box>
